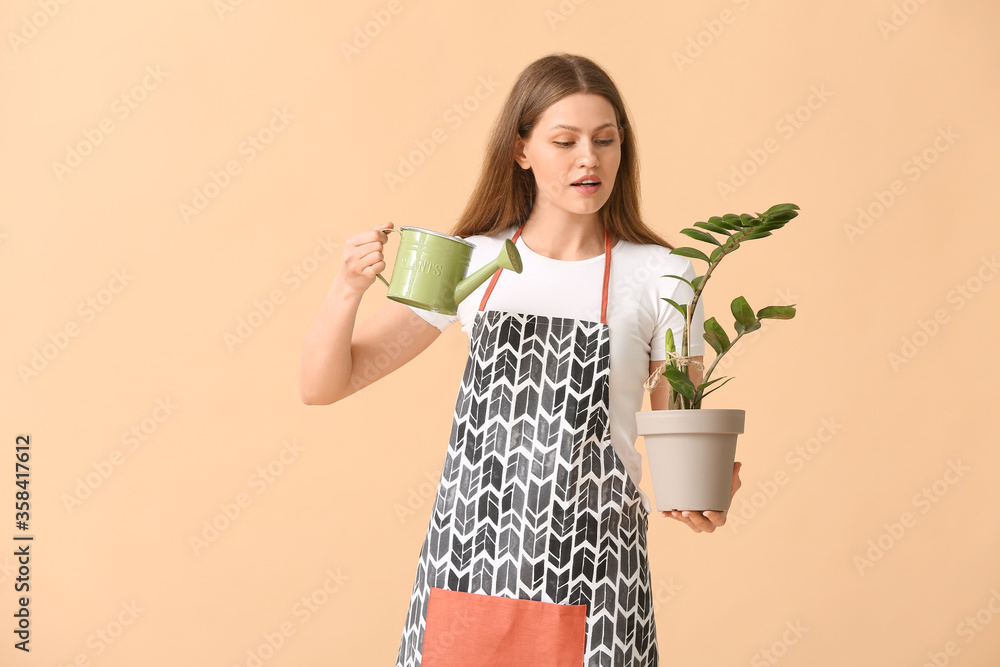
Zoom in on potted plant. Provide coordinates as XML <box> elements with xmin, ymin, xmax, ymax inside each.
<box><xmin>636</xmin><ymin>203</ymin><xmax>800</xmax><ymax>512</ymax></box>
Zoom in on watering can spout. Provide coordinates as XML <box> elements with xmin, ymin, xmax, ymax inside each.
<box><xmin>454</xmin><ymin>239</ymin><xmax>522</xmax><ymax>305</ymax></box>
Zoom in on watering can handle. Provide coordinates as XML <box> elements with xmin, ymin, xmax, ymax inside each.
<box><xmin>374</xmin><ymin>227</ymin><xmax>400</xmax><ymax>288</ymax></box>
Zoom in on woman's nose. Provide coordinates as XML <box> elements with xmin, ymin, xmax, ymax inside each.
<box><xmin>577</xmin><ymin>142</ymin><xmax>599</xmax><ymax>167</ymax></box>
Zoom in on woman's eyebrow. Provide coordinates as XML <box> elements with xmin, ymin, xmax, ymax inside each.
<box><xmin>548</xmin><ymin>122</ymin><xmax>618</xmax><ymax>132</ymax></box>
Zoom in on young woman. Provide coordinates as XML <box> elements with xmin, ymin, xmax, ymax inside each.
<box><xmin>301</xmin><ymin>53</ymin><xmax>742</xmax><ymax>667</ymax></box>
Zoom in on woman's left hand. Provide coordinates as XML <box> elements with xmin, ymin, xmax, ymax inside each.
<box><xmin>660</xmin><ymin>461</ymin><xmax>742</xmax><ymax>533</ymax></box>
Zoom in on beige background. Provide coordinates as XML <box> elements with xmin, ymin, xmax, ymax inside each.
<box><xmin>3</xmin><ymin>0</ymin><xmax>999</xmax><ymax>665</ymax></box>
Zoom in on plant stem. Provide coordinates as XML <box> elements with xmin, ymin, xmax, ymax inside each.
<box><xmin>680</xmin><ymin>226</ymin><xmax>752</xmax><ymax>408</ymax></box>
<box><xmin>699</xmin><ymin>327</ymin><xmax>749</xmax><ymax>394</ymax></box>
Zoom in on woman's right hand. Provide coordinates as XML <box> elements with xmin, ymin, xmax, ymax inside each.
<box><xmin>301</xmin><ymin>220</ymin><xmax>441</xmax><ymax>405</ymax></box>
<box><xmin>337</xmin><ymin>222</ymin><xmax>394</xmax><ymax>294</ymax></box>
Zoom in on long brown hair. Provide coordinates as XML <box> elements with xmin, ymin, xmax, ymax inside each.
<box><xmin>450</xmin><ymin>53</ymin><xmax>672</xmax><ymax>248</ymax></box>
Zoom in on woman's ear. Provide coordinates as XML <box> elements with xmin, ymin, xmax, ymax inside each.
<box><xmin>513</xmin><ymin>136</ymin><xmax>531</xmax><ymax>170</ymax></box>
<box><xmin>619</xmin><ymin>125</ymin><xmax>626</xmax><ymax>144</ymax></box>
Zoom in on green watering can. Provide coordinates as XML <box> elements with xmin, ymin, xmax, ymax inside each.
<box><xmin>376</xmin><ymin>226</ymin><xmax>522</xmax><ymax>316</ymax></box>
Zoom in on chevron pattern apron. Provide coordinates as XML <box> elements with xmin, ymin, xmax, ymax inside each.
<box><xmin>395</xmin><ymin>228</ymin><xmax>656</xmax><ymax>667</ymax></box>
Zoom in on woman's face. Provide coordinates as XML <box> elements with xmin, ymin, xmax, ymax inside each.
<box><xmin>515</xmin><ymin>93</ymin><xmax>623</xmax><ymax>221</ymax></box>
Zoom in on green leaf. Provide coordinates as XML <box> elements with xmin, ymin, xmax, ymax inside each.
<box><xmin>733</xmin><ymin>319</ymin><xmax>762</xmax><ymax>338</ymax></box>
<box><xmin>662</xmin><ymin>366</ymin><xmax>696</xmax><ymax>401</ymax></box>
<box><xmin>721</xmin><ymin>213</ymin><xmax>741</xmax><ymax>225</ymax></box>
<box><xmin>696</xmin><ymin>376</ymin><xmax>731</xmax><ymax>391</ymax></box>
<box><xmin>699</xmin><ymin>376</ymin><xmax>735</xmax><ymax>402</ymax></box>
<box><xmin>694</xmin><ymin>220</ymin><xmax>732</xmax><ymax>236</ymax></box>
<box><xmin>691</xmin><ymin>275</ymin><xmax>706</xmax><ymax>292</ymax></box>
<box><xmin>754</xmin><ymin>221</ymin><xmax>787</xmax><ymax>233</ymax></box>
<box><xmin>743</xmin><ymin>230</ymin><xmax>772</xmax><ymax>240</ymax></box>
<box><xmin>709</xmin><ymin>215</ymin><xmax>740</xmax><ymax>231</ymax></box>
<box><xmin>733</xmin><ymin>320</ymin><xmax>762</xmax><ymax>334</ymax></box>
<box><xmin>731</xmin><ymin>296</ymin><xmax>756</xmax><ymax>329</ymax></box>
<box><xmin>739</xmin><ymin>213</ymin><xmax>758</xmax><ymax>227</ymax></box>
<box><xmin>763</xmin><ymin>203</ymin><xmax>799</xmax><ymax>215</ymax></box>
<box><xmin>664</xmin><ymin>327</ymin><xmax>676</xmax><ymax>357</ymax></box>
<box><xmin>680</xmin><ymin>228</ymin><xmax>722</xmax><ymax>246</ymax></box>
<box><xmin>669</xmin><ymin>246</ymin><xmax>711</xmax><ymax>263</ymax></box>
<box><xmin>661</xmin><ymin>297</ymin><xmax>687</xmax><ymax>319</ymax></box>
<box><xmin>757</xmin><ymin>305</ymin><xmax>797</xmax><ymax>320</ymax></box>
<box><xmin>661</xmin><ymin>274</ymin><xmax>694</xmax><ymax>289</ymax></box>
<box><xmin>703</xmin><ymin>317</ymin><xmax>731</xmax><ymax>355</ymax></box>
<box><xmin>709</xmin><ymin>246</ymin><xmax>726</xmax><ymax>263</ymax></box>
<box><xmin>758</xmin><ymin>220</ymin><xmax>788</xmax><ymax>231</ymax></box>
<box><xmin>764</xmin><ymin>209</ymin><xmax>798</xmax><ymax>222</ymax></box>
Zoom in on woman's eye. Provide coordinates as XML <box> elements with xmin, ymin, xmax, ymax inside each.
<box><xmin>553</xmin><ymin>138</ymin><xmax>615</xmax><ymax>148</ymax></box>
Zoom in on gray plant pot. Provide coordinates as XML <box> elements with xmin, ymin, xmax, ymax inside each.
<box><xmin>635</xmin><ymin>409</ymin><xmax>746</xmax><ymax>512</ymax></box>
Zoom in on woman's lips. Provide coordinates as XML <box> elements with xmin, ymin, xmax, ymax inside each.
<box><xmin>571</xmin><ymin>179</ymin><xmax>601</xmax><ymax>194</ymax></box>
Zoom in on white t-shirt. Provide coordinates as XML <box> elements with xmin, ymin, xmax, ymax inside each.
<box><xmin>411</xmin><ymin>227</ymin><xmax>706</xmax><ymax>513</ymax></box>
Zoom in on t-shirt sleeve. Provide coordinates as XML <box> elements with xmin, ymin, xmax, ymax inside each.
<box><xmin>407</xmin><ymin>305</ymin><xmax>458</xmax><ymax>332</ymax></box>
<box><xmin>649</xmin><ymin>258</ymin><xmax>707</xmax><ymax>361</ymax></box>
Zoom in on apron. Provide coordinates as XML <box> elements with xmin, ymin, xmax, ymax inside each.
<box><xmin>395</xmin><ymin>227</ymin><xmax>656</xmax><ymax>667</ymax></box>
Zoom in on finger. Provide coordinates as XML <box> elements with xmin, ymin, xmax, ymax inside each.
<box><xmin>359</xmin><ymin>251</ymin><xmax>386</xmax><ymax>276</ymax></box>
<box><xmin>665</xmin><ymin>510</ymin><xmax>704</xmax><ymax>533</ymax></box>
<box><xmin>701</xmin><ymin>510</ymin><xmax>727</xmax><ymax>527</ymax></box>
<box><xmin>347</xmin><ymin>227</ymin><xmax>391</xmax><ymax>249</ymax></box>
<box><xmin>680</xmin><ymin>511</ymin><xmax>715</xmax><ymax>533</ymax></box>
<box><xmin>345</xmin><ymin>246</ymin><xmax>382</xmax><ymax>269</ymax></box>
<box><xmin>357</xmin><ymin>248</ymin><xmax>384</xmax><ymax>266</ymax></box>
<box><xmin>345</xmin><ymin>247</ymin><xmax>381</xmax><ymax>271</ymax></box>
<box><xmin>361</xmin><ymin>260</ymin><xmax>387</xmax><ymax>278</ymax></box>
<box><xmin>661</xmin><ymin>510</ymin><xmax>686</xmax><ymax>523</ymax></box>
<box><xmin>374</xmin><ymin>222</ymin><xmax>394</xmax><ymax>242</ymax></box>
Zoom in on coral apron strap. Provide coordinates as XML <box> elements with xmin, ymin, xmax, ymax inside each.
<box><xmin>479</xmin><ymin>225</ymin><xmax>612</xmax><ymax>322</ymax></box>
<box><xmin>600</xmin><ymin>229</ymin><xmax>611</xmax><ymax>325</ymax></box>
<box><xmin>478</xmin><ymin>225</ymin><xmax>525</xmax><ymax>312</ymax></box>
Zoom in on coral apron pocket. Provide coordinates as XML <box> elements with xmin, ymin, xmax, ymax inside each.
<box><xmin>421</xmin><ymin>587</ymin><xmax>587</xmax><ymax>667</ymax></box>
